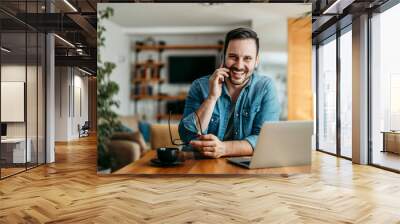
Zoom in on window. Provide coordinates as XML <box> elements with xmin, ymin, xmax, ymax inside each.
<box><xmin>339</xmin><ymin>28</ymin><xmax>352</xmax><ymax>158</ymax></box>
<box><xmin>0</xmin><ymin>1</ymin><xmax>46</xmax><ymax>179</ymax></box>
<box><xmin>317</xmin><ymin>36</ymin><xmax>337</xmax><ymax>154</ymax></box>
<box><xmin>371</xmin><ymin>2</ymin><xmax>400</xmax><ymax>171</ymax></box>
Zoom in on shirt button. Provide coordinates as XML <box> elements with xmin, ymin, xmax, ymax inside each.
<box><xmin>235</xmin><ymin>131</ymin><xmax>238</xmax><ymax>135</ymax></box>
<box><xmin>211</xmin><ymin>118</ymin><xmax>214</xmax><ymax>122</ymax></box>
<box><xmin>236</xmin><ymin>113</ymin><xmax>239</xmax><ymax>117</ymax></box>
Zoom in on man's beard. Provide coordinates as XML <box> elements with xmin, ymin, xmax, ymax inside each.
<box><xmin>227</xmin><ymin>66</ymin><xmax>252</xmax><ymax>86</ymax></box>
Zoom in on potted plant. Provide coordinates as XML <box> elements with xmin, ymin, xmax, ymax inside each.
<box><xmin>97</xmin><ymin>7</ymin><xmax>120</xmax><ymax>172</ymax></box>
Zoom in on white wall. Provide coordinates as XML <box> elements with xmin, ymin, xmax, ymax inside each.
<box><xmin>55</xmin><ymin>67</ymin><xmax>69</xmax><ymax>141</ymax></box>
<box><xmin>54</xmin><ymin>67</ymin><xmax>89</xmax><ymax>141</ymax></box>
<box><xmin>78</xmin><ymin>75</ymin><xmax>89</xmax><ymax>126</ymax></box>
<box><xmin>1</xmin><ymin>65</ymin><xmax>37</xmax><ymax>136</ymax></box>
<box><xmin>1</xmin><ymin>66</ymin><xmax>26</xmax><ymax>128</ymax></box>
<box><xmin>100</xmin><ymin>20</ymin><xmax>131</xmax><ymax>116</ymax></box>
<box><xmin>72</xmin><ymin>74</ymin><xmax>89</xmax><ymax>137</ymax></box>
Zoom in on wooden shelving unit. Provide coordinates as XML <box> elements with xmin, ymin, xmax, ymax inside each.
<box><xmin>135</xmin><ymin>62</ymin><xmax>165</xmax><ymax>68</ymax></box>
<box><xmin>159</xmin><ymin>95</ymin><xmax>187</xmax><ymax>101</ymax></box>
<box><xmin>131</xmin><ymin>78</ymin><xmax>165</xmax><ymax>84</ymax></box>
<box><xmin>131</xmin><ymin>42</ymin><xmax>223</xmax><ymax>122</ymax></box>
<box><xmin>131</xmin><ymin>94</ymin><xmax>187</xmax><ymax>101</ymax></box>
<box><xmin>156</xmin><ymin>114</ymin><xmax>182</xmax><ymax>121</ymax></box>
<box><xmin>131</xmin><ymin>95</ymin><xmax>160</xmax><ymax>100</ymax></box>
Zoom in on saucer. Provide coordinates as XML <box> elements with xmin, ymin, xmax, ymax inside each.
<box><xmin>149</xmin><ymin>158</ymin><xmax>184</xmax><ymax>167</ymax></box>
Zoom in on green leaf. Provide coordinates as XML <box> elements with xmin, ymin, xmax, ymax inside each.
<box><xmin>97</xmin><ymin>6</ymin><xmax>119</xmax><ymax>171</ymax></box>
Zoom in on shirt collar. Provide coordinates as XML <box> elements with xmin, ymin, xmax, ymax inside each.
<box><xmin>222</xmin><ymin>73</ymin><xmax>254</xmax><ymax>97</ymax></box>
<box><xmin>244</xmin><ymin>73</ymin><xmax>254</xmax><ymax>89</ymax></box>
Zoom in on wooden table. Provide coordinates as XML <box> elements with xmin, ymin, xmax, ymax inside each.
<box><xmin>114</xmin><ymin>150</ymin><xmax>311</xmax><ymax>175</ymax></box>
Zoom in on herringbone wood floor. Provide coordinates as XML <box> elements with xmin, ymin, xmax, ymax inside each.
<box><xmin>1</xmin><ymin>135</ymin><xmax>400</xmax><ymax>223</ymax></box>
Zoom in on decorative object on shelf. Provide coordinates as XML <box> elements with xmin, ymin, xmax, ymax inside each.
<box><xmin>140</xmin><ymin>84</ymin><xmax>147</xmax><ymax>95</ymax></box>
<box><xmin>147</xmin><ymin>84</ymin><xmax>153</xmax><ymax>96</ymax></box>
<box><xmin>147</xmin><ymin>55</ymin><xmax>154</xmax><ymax>63</ymax></box>
<box><xmin>137</xmin><ymin>67</ymin><xmax>144</xmax><ymax>79</ymax></box>
<box><xmin>133</xmin><ymin>83</ymin><xmax>140</xmax><ymax>95</ymax></box>
<box><xmin>158</xmin><ymin>40</ymin><xmax>166</xmax><ymax>46</ymax></box>
<box><xmin>150</xmin><ymin>67</ymin><xmax>156</xmax><ymax>79</ymax></box>
<box><xmin>143</xmin><ymin>36</ymin><xmax>156</xmax><ymax>46</ymax></box>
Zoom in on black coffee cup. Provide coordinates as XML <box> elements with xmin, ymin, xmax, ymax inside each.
<box><xmin>157</xmin><ymin>147</ymin><xmax>179</xmax><ymax>163</ymax></box>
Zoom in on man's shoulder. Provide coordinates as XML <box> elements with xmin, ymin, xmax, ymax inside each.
<box><xmin>252</xmin><ymin>74</ymin><xmax>274</xmax><ymax>89</ymax></box>
<box><xmin>192</xmin><ymin>75</ymin><xmax>211</xmax><ymax>86</ymax></box>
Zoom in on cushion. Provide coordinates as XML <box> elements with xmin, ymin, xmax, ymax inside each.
<box><xmin>118</xmin><ymin>116</ymin><xmax>139</xmax><ymax>132</ymax></box>
<box><xmin>111</xmin><ymin>131</ymin><xmax>149</xmax><ymax>154</ymax></box>
<box><xmin>150</xmin><ymin>123</ymin><xmax>179</xmax><ymax>149</ymax></box>
<box><xmin>114</xmin><ymin>124</ymin><xmax>133</xmax><ymax>133</ymax></box>
<box><xmin>107</xmin><ymin>140</ymin><xmax>141</xmax><ymax>172</ymax></box>
<box><xmin>139</xmin><ymin>121</ymin><xmax>151</xmax><ymax>142</ymax></box>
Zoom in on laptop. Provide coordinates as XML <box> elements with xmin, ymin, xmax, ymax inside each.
<box><xmin>227</xmin><ymin>121</ymin><xmax>313</xmax><ymax>169</ymax></box>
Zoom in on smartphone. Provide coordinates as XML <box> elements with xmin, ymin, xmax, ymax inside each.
<box><xmin>220</xmin><ymin>52</ymin><xmax>227</xmax><ymax>69</ymax></box>
<box><xmin>220</xmin><ymin>53</ymin><xmax>231</xmax><ymax>82</ymax></box>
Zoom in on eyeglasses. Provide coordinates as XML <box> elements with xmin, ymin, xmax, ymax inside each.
<box><xmin>168</xmin><ymin>111</ymin><xmax>203</xmax><ymax>146</ymax></box>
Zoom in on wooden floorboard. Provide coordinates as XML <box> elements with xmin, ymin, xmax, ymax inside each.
<box><xmin>372</xmin><ymin>151</ymin><xmax>400</xmax><ymax>171</ymax></box>
<box><xmin>1</xmin><ymin>135</ymin><xmax>400</xmax><ymax>223</ymax></box>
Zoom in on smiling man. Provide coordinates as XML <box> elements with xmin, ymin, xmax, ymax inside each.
<box><xmin>178</xmin><ymin>27</ymin><xmax>281</xmax><ymax>158</ymax></box>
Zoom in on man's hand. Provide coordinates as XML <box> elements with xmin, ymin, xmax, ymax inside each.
<box><xmin>189</xmin><ymin>134</ymin><xmax>227</xmax><ymax>158</ymax></box>
<box><xmin>208</xmin><ymin>64</ymin><xmax>229</xmax><ymax>101</ymax></box>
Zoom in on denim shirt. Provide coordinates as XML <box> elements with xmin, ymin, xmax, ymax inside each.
<box><xmin>178</xmin><ymin>73</ymin><xmax>281</xmax><ymax>149</ymax></box>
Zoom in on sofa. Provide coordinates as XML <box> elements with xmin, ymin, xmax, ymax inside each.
<box><xmin>107</xmin><ymin>116</ymin><xmax>179</xmax><ymax>172</ymax></box>
<box><xmin>150</xmin><ymin>123</ymin><xmax>180</xmax><ymax>149</ymax></box>
<box><xmin>107</xmin><ymin>130</ymin><xmax>149</xmax><ymax>172</ymax></box>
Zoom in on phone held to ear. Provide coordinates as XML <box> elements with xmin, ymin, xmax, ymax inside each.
<box><xmin>220</xmin><ymin>53</ymin><xmax>230</xmax><ymax>82</ymax></box>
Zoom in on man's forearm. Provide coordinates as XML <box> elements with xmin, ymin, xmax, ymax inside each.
<box><xmin>195</xmin><ymin>97</ymin><xmax>217</xmax><ymax>133</ymax></box>
<box><xmin>223</xmin><ymin>140</ymin><xmax>253</xmax><ymax>157</ymax></box>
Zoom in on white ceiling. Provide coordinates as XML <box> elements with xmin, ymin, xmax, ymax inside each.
<box><xmin>99</xmin><ymin>3</ymin><xmax>311</xmax><ymax>53</ymax></box>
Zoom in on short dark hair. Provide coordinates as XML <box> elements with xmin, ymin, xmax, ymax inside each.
<box><xmin>223</xmin><ymin>27</ymin><xmax>259</xmax><ymax>56</ymax></box>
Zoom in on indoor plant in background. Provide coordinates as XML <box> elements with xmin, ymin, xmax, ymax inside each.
<box><xmin>97</xmin><ymin>7</ymin><xmax>120</xmax><ymax>172</ymax></box>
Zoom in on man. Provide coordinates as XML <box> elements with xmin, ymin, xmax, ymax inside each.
<box><xmin>178</xmin><ymin>27</ymin><xmax>280</xmax><ymax>158</ymax></box>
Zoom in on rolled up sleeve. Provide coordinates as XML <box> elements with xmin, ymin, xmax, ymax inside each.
<box><xmin>244</xmin><ymin>135</ymin><xmax>258</xmax><ymax>150</ymax></box>
<box><xmin>178</xmin><ymin>79</ymin><xmax>204</xmax><ymax>143</ymax></box>
<box><xmin>247</xmin><ymin>79</ymin><xmax>281</xmax><ymax>150</ymax></box>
